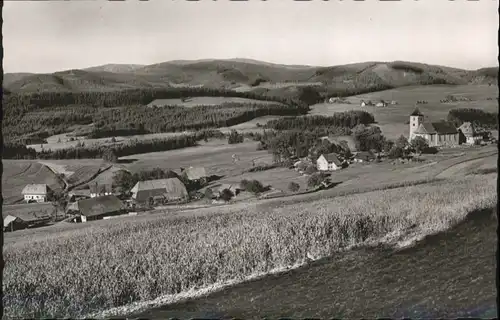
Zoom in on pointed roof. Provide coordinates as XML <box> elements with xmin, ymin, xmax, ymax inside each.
<box><xmin>21</xmin><ymin>184</ymin><xmax>50</xmax><ymax>195</ymax></box>
<box><xmin>320</xmin><ymin>153</ymin><xmax>342</xmax><ymax>166</ymax></box>
<box><xmin>410</xmin><ymin>108</ymin><xmax>423</xmax><ymax>117</ymax></box>
<box><xmin>414</xmin><ymin>122</ymin><xmax>458</xmax><ymax>135</ymax></box>
<box><xmin>458</xmin><ymin>122</ymin><xmax>479</xmax><ymax>137</ymax></box>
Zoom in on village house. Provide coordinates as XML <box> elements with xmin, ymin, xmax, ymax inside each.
<box><xmin>67</xmin><ymin>189</ymin><xmax>91</xmax><ymax>202</ymax></box>
<box><xmin>66</xmin><ymin>195</ymin><xmax>127</xmax><ymax>222</ymax></box>
<box><xmin>360</xmin><ymin>100</ymin><xmax>366</xmax><ymax>107</ymax></box>
<box><xmin>458</xmin><ymin>122</ymin><xmax>487</xmax><ymax>145</ymax></box>
<box><xmin>21</xmin><ymin>184</ymin><xmax>52</xmax><ymax>203</ymax></box>
<box><xmin>408</xmin><ymin>108</ymin><xmax>459</xmax><ymax>147</ymax></box>
<box><xmin>89</xmin><ymin>183</ymin><xmax>113</xmax><ymax>198</ymax></box>
<box><xmin>317</xmin><ymin>153</ymin><xmax>344</xmax><ymax>171</ymax></box>
<box><xmin>354</xmin><ymin>151</ymin><xmax>376</xmax><ymax>163</ymax></box>
<box><xmin>208</xmin><ymin>183</ymin><xmax>243</xmax><ymax>199</ymax></box>
<box><xmin>130</xmin><ymin>178</ymin><xmax>188</xmax><ymax>204</ymax></box>
<box><xmin>3</xmin><ymin>203</ymin><xmax>55</xmax><ymax>232</ymax></box>
<box><xmin>183</xmin><ymin>166</ymin><xmax>208</xmax><ymax>184</ymax></box>
<box><xmin>375</xmin><ymin>100</ymin><xmax>388</xmax><ymax>107</ymax></box>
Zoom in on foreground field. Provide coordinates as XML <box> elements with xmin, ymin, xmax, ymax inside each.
<box><xmin>2</xmin><ymin>161</ymin><xmax>64</xmax><ymax>204</ymax></box>
<box><xmin>310</xmin><ymin>85</ymin><xmax>498</xmax><ymax>140</ymax></box>
<box><xmin>134</xmin><ymin>207</ymin><xmax>497</xmax><ymax>319</ymax></box>
<box><xmin>3</xmin><ymin>173</ymin><xmax>496</xmax><ymax>318</ymax></box>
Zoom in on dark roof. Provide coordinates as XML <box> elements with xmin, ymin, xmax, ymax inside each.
<box><xmin>410</xmin><ymin>108</ymin><xmax>424</xmax><ymax>117</ymax></box>
<box><xmin>69</xmin><ymin>195</ymin><xmax>126</xmax><ymax>217</ymax></box>
<box><xmin>321</xmin><ymin>153</ymin><xmax>342</xmax><ymax>166</ymax></box>
<box><xmin>3</xmin><ymin>203</ymin><xmax>55</xmax><ymax>222</ymax></box>
<box><xmin>414</xmin><ymin>122</ymin><xmax>437</xmax><ymax>134</ymax></box>
<box><xmin>355</xmin><ymin>151</ymin><xmax>376</xmax><ymax>160</ymax></box>
<box><xmin>414</xmin><ymin>121</ymin><xmax>458</xmax><ymax>135</ymax></box>
<box><xmin>130</xmin><ymin>178</ymin><xmax>188</xmax><ymax>202</ymax></box>
<box><xmin>430</xmin><ymin>121</ymin><xmax>458</xmax><ymax>134</ymax></box>
<box><xmin>68</xmin><ymin>189</ymin><xmax>91</xmax><ymax>198</ymax></box>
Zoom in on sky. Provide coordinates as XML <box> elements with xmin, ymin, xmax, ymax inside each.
<box><xmin>3</xmin><ymin>0</ymin><xmax>498</xmax><ymax>73</ymax></box>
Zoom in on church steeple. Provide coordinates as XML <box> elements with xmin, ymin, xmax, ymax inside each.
<box><xmin>409</xmin><ymin>108</ymin><xmax>424</xmax><ymax>140</ymax></box>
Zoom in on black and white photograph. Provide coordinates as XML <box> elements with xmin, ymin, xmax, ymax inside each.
<box><xmin>1</xmin><ymin>0</ymin><xmax>498</xmax><ymax>318</ymax></box>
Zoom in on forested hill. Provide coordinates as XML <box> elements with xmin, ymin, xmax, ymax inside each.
<box><xmin>4</xmin><ymin>59</ymin><xmax>498</xmax><ymax>94</ymax></box>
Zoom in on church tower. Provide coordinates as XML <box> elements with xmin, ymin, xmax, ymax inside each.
<box><xmin>409</xmin><ymin>108</ymin><xmax>424</xmax><ymax>141</ymax></box>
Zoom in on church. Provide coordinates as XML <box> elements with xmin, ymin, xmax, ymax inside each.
<box><xmin>408</xmin><ymin>108</ymin><xmax>459</xmax><ymax>147</ymax></box>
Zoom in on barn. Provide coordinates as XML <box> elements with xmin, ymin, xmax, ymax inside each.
<box><xmin>183</xmin><ymin>166</ymin><xmax>208</xmax><ymax>184</ymax></box>
<box><xmin>66</xmin><ymin>195</ymin><xmax>127</xmax><ymax>222</ymax></box>
<box><xmin>3</xmin><ymin>203</ymin><xmax>56</xmax><ymax>231</ymax></box>
<box><xmin>130</xmin><ymin>178</ymin><xmax>188</xmax><ymax>204</ymax></box>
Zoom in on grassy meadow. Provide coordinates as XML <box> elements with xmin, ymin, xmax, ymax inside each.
<box><xmin>1</xmin><ymin>161</ymin><xmax>65</xmax><ymax>204</ymax></box>
<box><xmin>310</xmin><ymin>85</ymin><xmax>498</xmax><ymax>139</ymax></box>
<box><xmin>3</xmin><ymin>173</ymin><xmax>497</xmax><ymax>318</ymax></box>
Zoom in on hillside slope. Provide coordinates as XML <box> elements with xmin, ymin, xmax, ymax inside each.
<box><xmin>3</xmin><ymin>60</ymin><xmax>498</xmax><ymax>94</ymax></box>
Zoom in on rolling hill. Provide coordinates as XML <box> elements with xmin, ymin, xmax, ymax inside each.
<box><xmin>3</xmin><ymin>59</ymin><xmax>498</xmax><ymax>94</ymax></box>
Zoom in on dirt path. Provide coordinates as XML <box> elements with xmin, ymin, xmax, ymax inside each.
<box><xmin>127</xmin><ymin>208</ymin><xmax>497</xmax><ymax>319</ymax></box>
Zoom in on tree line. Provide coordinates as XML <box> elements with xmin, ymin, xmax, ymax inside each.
<box><xmin>2</xmin><ymin>130</ymin><xmax>224</xmax><ymax>160</ymax></box>
<box><xmin>447</xmin><ymin>108</ymin><xmax>499</xmax><ymax>130</ymax></box>
<box><xmin>88</xmin><ymin>103</ymin><xmax>309</xmax><ymax>138</ymax></box>
<box><xmin>264</xmin><ymin>111</ymin><xmax>375</xmax><ymax>131</ymax></box>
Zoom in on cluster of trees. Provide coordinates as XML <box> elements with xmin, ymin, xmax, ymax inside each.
<box><xmin>2</xmin><ymin>130</ymin><xmax>225</xmax><ymax>160</ymax></box>
<box><xmin>254</xmin><ymin>129</ymin><xmax>352</xmax><ymax>163</ymax></box>
<box><xmin>240</xmin><ymin>179</ymin><xmax>267</xmax><ymax>194</ymax></box>
<box><xmin>447</xmin><ymin>108</ymin><xmax>498</xmax><ymax>130</ymax></box>
<box><xmin>89</xmin><ymin>103</ymin><xmax>308</xmax><ymax>136</ymax></box>
<box><xmin>3</xmin><ymin>86</ymin><xmax>311</xmax><ymax>143</ymax></box>
<box><xmin>228</xmin><ymin>130</ymin><xmax>244</xmax><ymax>144</ymax></box>
<box><xmin>2</xmin><ymin>142</ymin><xmax>38</xmax><ymax>159</ymax></box>
<box><xmin>3</xmin><ymin>87</ymin><xmax>297</xmax><ymax>110</ymax></box>
<box><xmin>2</xmin><ymin>105</ymin><xmax>96</xmax><ymax>142</ymax></box>
<box><xmin>353</xmin><ymin>125</ymin><xmax>388</xmax><ymax>153</ymax></box>
<box><xmin>264</xmin><ymin>111</ymin><xmax>375</xmax><ymax>131</ymax></box>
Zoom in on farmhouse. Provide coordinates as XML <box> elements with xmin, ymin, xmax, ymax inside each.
<box><xmin>183</xmin><ymin>166</ymin><xmax>208</xmax><ymax>184</ymax></box>
<box><xmin>22</xmin><ymin>184</ymin><xmax>52</xmax><ymax>203</ymax></box>
<box><xmin>360</xmin><ymin>100</ymin><xmax>366</xmax><ymax>107</ymax></box>
<box><xmin>354</xmin><ymin>151</ymin><xmax>376</xmax><ymax>163</ymax></box>
<box><xmin>375</xmin><ymin>100</ymin><xmax>388</xmax><ymax>107</ymax></box>
<box><xmin>66</xmin><ymin>195</ymin><xmax>127</xmax><ymax>222</ymax></box>
<box><xmin>458</xmin><ymin>122</ymin><xmax>486</xmax><ymax>145</ymax></box>
<box><xmin>408</xmin><ymin>108</ymin><xmax>459</xmax><ymax>147</ymax></box>
<box><xmin>317</xmin><ymin>153</ymin><xmax>343</xmax><ymax>171</ymax></box>
<box><xmin>68</xmin><ymin>189</ymin><xmax>91</xmax><ymax>202</ymax></box>
<box><xmin>3</xmin><ymin>203</ymin><xmax>55</xmax><ymax>231</ymax></box>
<box><xmin>130</xmin><ymin>178</ymin><xmax>188</xmax><ymax>204</ymax></box>
<box><xmin>89</xmin><ymin>183</ymin><xmax>112</xmax><ymax>198</ymax></box>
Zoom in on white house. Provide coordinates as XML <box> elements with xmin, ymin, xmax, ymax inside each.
<box><xmin>375</xmin><ymin>100</ymin><xmax>388</xmax><ymax>107</ymax></box>
<box><xmin>458</xmin><ymin>122</ymin><xmax>485</xmax><ymax>145</ymax></box>
<box><xmin>317</xmin><ymin>153</ymin><xmax>343</xmax><ymax>171</ymax></box>
<box><xmin>21</xmin><ymin>184</ymin><xmax>51</xmax><ymax>203</ymax></box>
<box><xmin>360</xmin><ymin>100</ymin><xmax>366</xmax><ymax>107</ymax></box>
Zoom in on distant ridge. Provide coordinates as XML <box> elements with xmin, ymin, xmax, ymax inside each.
<box><xmin>3</xmin><ymin>59</ymin><xmax>497</xmax><ymax>94</ymax></box>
